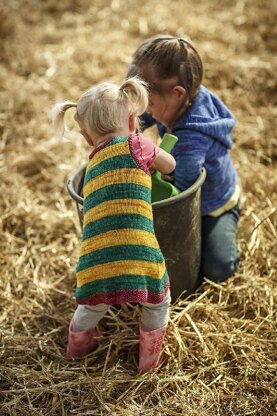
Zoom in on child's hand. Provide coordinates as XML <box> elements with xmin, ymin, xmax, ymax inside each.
<box><xmin>151</xmin><ymin>148</ymin><xmax>176</xmax><ymax>175</ymax></box>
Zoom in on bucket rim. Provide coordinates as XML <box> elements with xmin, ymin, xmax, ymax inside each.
<box><xmin>67</xmin><ymin>163</ymin><xmax>206</xmax><ymax>207</ymax></box>
<box><xmin>153</xmin><ymin>167</ymin><xmax>206</xmax><ymax>207</ymax></box>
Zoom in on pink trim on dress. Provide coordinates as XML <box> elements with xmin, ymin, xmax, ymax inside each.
<box><xmin>77</xmin><ymin>283</ymin><xmax>170</xmax><ymax>307</ymax></box>
<box><xmin>128</xmin><ymin>133</ymin><xmax>159</xmax><ymax>175</ymax></box>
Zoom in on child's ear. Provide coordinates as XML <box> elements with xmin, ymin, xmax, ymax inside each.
<box><xmin>173</xmin><ymin>85</ymin><xmax>187</xmax><ymax>101</ymax></box>
<box><xmin>129</xmin><ymin>112</ymin><xmax>136</xmax><ymax>133</ymax></box>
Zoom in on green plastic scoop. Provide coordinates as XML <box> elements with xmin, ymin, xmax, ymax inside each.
<box><xmin>151</xmin><ymin>133</ymin><xmax>181</xmax><ymax>203</ymax></box>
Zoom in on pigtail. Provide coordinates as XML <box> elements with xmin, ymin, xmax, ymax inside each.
<box><xmin>120</xmin><ymin>77</ymin><xmax>148</xmax><ymax>116</ymax></box>
<box><xmin>51</xmin><ymin>101</ymin><xmax>77</xmax><ymax>140</ymax></box>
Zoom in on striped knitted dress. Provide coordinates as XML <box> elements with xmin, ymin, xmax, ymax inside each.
<box><xmin>75</xmin><ymin>135</ymin><xmax>169</xmax><ymax>306</ymax></box>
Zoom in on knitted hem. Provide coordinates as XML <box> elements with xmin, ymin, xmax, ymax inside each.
<box><xmin>76</xmin><ymin>284</ymin><xmax>170</xmax><ymax>307</ymax></box>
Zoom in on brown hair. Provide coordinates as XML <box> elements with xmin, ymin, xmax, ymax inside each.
<box><xmin>127</xmin><ymin>35</ymin><xmax>203</xmax><ymax>106</ymax></box>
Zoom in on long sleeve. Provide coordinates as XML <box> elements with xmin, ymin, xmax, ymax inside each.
<box><xmin>172</xmin><ymin>129</ymin><xmax>212</xmax><ymax>191</ymax></box>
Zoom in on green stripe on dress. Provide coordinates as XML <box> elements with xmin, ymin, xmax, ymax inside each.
<box><xmin>76</xmin><ymin>244</ymin><xmax>164</xmax><ymax>273</ymax></box>
<box><xmin>82</xmin><ymin>213</ymin><xmax>155</xmax><ymax>241</ymax></box>
<box><xmin>83</xmin><ymin>183</ymin><xmax>151</xmax><ymax>213</ymax></box>
<box><xmin>76</xmin><ymin>270</ymin><xmax>169</xmax><ymax>300</ymax></box>
<box><xmin>105</xmin><ymin>136</ymin><xmax>128</xmax><ymax>146</ymax></box>
<box><xmin>84</xmin><ymin>155</ymin><xmax>139</xmax><ymax>185</ymax></box>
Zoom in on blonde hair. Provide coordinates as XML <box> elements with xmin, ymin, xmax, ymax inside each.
<box><xmin>51</xmin><ymin>77</ymin><xmax>148</xmax><ymax>140</ymax></box>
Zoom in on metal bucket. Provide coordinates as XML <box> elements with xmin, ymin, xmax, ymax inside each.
<box><xmin>67</xmin><ymin>165</ymin><xmax>206</xmax><ymax>301</ymax></box>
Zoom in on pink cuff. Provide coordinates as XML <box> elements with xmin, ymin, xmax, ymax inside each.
<box><xmin>129</xmin><ymin>133</ymin><xmax>159</xmax><ymax>173</ymax></box>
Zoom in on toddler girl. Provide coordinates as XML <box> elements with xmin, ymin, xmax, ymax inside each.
<box><xmin>127</xmin><ymin>35</ymin><xmax>240</xmax><ymax>283</ymax></box>
<box><xmin>52</xmin><ymin>77</ymin><xmax>175</xmax><ymax>373</ymax></box>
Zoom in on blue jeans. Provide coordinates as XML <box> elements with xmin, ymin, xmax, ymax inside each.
<box><xmin>200</xmin><ymin>204</ymin><xmax>240</xmax><ymax>282</ymax></box>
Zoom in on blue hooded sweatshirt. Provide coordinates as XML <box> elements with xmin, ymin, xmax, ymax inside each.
<box><xmin>142</xmin><ymin>85</ymin><xmax>238</xmax><ymax>216</ymax></box>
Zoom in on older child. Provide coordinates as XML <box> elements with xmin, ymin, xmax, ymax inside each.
<box><xmin>52</xmin><ymin>77</ymin><xmax>175</xmax><ymax>373</ymax></box>
<box><xmin>127</xmin><ymin>35</ymin><xmax>240</xmax><ymax>283</ymax></box>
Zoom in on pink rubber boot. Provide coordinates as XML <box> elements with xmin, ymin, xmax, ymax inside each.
<box><xmin>66</xmin><ymin>319</ymin><xmax>99</xmax><ymax>359</ymax></box>
<box><xmin>138</xmin><ymin>323</ymin><xmax>167</xmax><ymax>374</ymax></box>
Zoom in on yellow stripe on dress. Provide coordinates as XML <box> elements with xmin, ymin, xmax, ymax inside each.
<box><xmin>80</xmin><ymin>229</ymin><xmax>159</xmax><ymax>255</ymax></box>
<box><xmin>87</xmin><ymin>141</ymin><xmax>130</xmax><ymax>169</ymax></box>
<box><xmin>83</xmin><ymin>199</ymin><xmax>153</xmax><ymax>227</ymax></box>
<box><xmin>77</xmin><ymin>259</ymin><xmax>166</xmax><ymax>287</ymax></box>
<box><xmin>83</xmin><ymin>168</ymin><xmax>151</xmax><ymax>196</ymax></box>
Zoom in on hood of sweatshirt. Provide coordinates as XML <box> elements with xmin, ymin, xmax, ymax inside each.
<box><xmin>172</xmin><ymin>85</ymin><xmax>235</xmax><ymax>149</ymax></box>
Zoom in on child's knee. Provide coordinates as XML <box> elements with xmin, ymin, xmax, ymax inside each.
<box><xmin>141</xmin><ymin>290</ymin><xmax>171</xmax><ymax>331</ymax></box>
<box><xmin>201</xmin><ymin>257</ymin><xmax>238</xmax><ymax>282</ymax></box>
